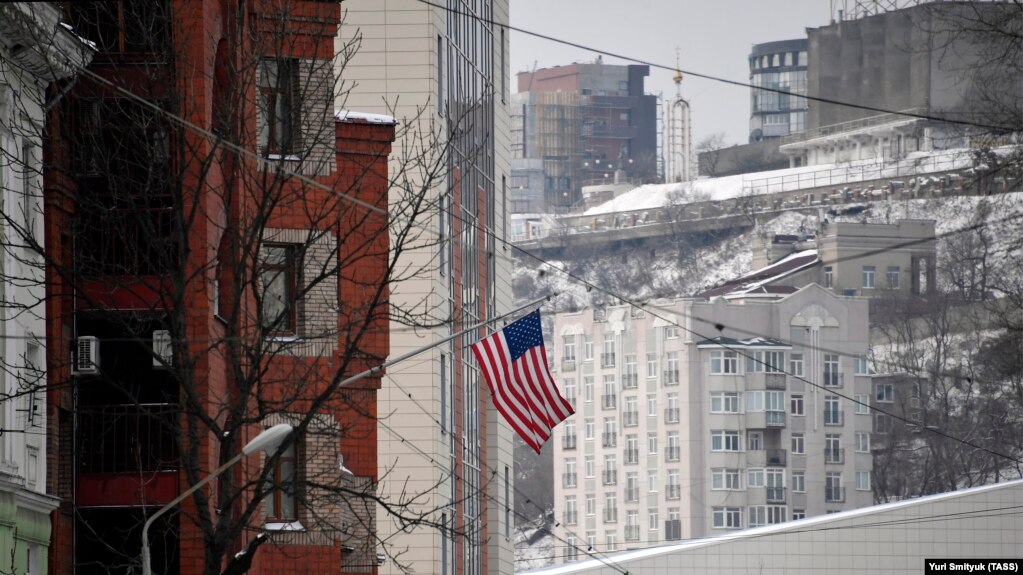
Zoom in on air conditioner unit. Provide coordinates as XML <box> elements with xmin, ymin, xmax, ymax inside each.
<box><xmin>73</xmin><ymin>336</ymin><xmax>100</xmax><ymax>375</ymax></box>
<box><xmin>152</xmin><ymin>329</ymin><xmax>172</xmax><ymax>369</ymax></box>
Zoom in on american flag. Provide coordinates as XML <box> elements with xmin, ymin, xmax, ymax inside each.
<box><xmin>471</xmin><ymin>309</ymin><xmax>574</xmax><ymax>453</ymax></box>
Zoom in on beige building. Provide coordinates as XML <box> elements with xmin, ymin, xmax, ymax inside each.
<box><xmin>338</xmin><ymin>4</ymin><xmax>514</xmax><ymax>575</ymax></box>
<box><xmin>552</xmin><ymin>284</ymin><xmax>874</xmax><ymax>559</ymax></box>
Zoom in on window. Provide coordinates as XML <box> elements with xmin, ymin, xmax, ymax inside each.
<box><xmin>586</xmin><ymin>496</ymin><xmax>596</xmax><ymax>516</ymax></box>
<box><xmin>563</xmin><ymin>336</ymin><xmax>576</xmax><ymax>362</ymax></box>
<box><xmin>711</xmin><ymin>392</ymin><xmax>740</xmax><ymax>413</ymax></box>
<box><xmin>665</xmin><ymin>325</ymin><xmax>679</xmax><ymax>339</ymax></box>
<box><xmin>626</xmin><ymin>472</ymin><xmax>640</xmax><ymax>502</ymax></box>
<box><xmin>711</xmin><ymin>430</ymin><xmax>741</xmax><ymax>451</ymax></box>
<box><xmin>623</xmin><ymin>354</ymin><xmax>638</xmax><ymax>388</ymax></box>
<box><xmin>604</xmin><ymin>493</ymin><xmax>617</xmax><ymax>523</ymax></box>
<box><xmin>746</xmin><ymin>350</ymin><xmax>785</xmax><ymax>373</ymax></box>
<box><xmin>792</xmin><ymin>472</ymin><xmax>805</xmax><ymax>493</ymax></box>
<box><xmin>855</xmin><ymin>394</ymin><xmax>871</xmax><ymax>414</ymax></box>
<box><xmin>875</xmin><ymin>413</ymin><xmax>893</xmax><ymax>433</ymax></box>
<box><xmin>566</xmin><ymin>537</ymin><xmax>578</xmax><ymax>562</ymax></box>
<box><xmin>856</xmin><ymin>471</ymin><xmax>871</xmax><ymax>491</ymax></box>
<box><xmin>584</xmin><ymin>419</ymin><xmax>594</xmax><ymax>440</ymax></box>
<box><xmin>749</xmin><ymin>505</ymin><xmax>787</xmax><ymax>527</ymax></box>
<box><xmin>602</xmin><ymin>376</ymin><xmax>617</xmax><ymax>409</ymax></box>
<box><xmin>824</xmin><ymin>396</ymin><xmax>842</xmax><ymax>425</ymax></box>
<box><xmin>666</xmin><ymin>393</ymin><xmax>680</xmax><ymax>422</ymax></box>
<box><xmin>887</xmin><ymin>266</ymin><xmax>901</xmax><ymax>289</ymax></box>
<box><xmin>823</xmin><ymin>354</ymin><xmax>841</xmax><ymax>387</ymax></box>
<box><xmin>826</xmin><ymin>472</ymin><xmax>844</xmax><ymax>502</ymax></box>
<box><xmin>791</xmin><ymin>433</ymin><xmax>805</xmax><ymax>455</ymax></box>
<box><xmin>584</xmin><ymin>337</ymin><xmax>593</xmax><ymax>361</ymax></box>
<box><xmin>664</xmin><ymin>352</ymin><xmax>679</xmax><ymax>384</ymax></box>
<box><xmin>436</xmin><ymin>35</ymin><xmax>445</xmax><ymax>115</ymax></box>
<box><xmin>824</xmin><ymin>266</ymin><xmax>833</xmax><ymax>288</ymax></box>
<box><xmin>603</xmin><ymin>454</ymin><xmax>617</xmax><ymax>485</ymax></box>
<box><xmin>712</xmin><ymin>507</ymin><xmax>742</xmax><ymax>529</ymax></box>
<box><xmin>791</xmin><ymin>394</ymin><xmax>804</xmax><ymax>416</ymax></box>
<box><xmin>793</xmin><ymin>509</ymin><xmax>806</xmax><ymax>520</ymax></box>
<box><xmin>646</xmin><ymin>352</ymin><xmax>657</xmax><ymax>377</ymax></box>
<box><xmin>876</xmin><ymin>383</ymin><xmax>894</xmax><ymax>402</ymax></box>
<box><xmin>68</xmin><ymin>1</ymin><xmax>169</xmax><ymax>55</ymax></box>
<box><xmin>853</xmin><ymin>355</ymin><xmax>869</xmax><ymax>375</ymax></box>
<box><xmin>856</xmin><ymin>432</ymin><xmax>870</xmax><ymax>453</ymax></box>
<box><xmin>712</xmin><ymin>468</ymin><xmax>742</xmax><ymax>490</ymax></box>
<box><xmin>584</xmin><ymin>376</ymin><xmax>594</xmax><ymax>402</ymax></box>
<box><xmin>862</xmin><ymin>265</ymin><xmax>876</xmax><ymax>289</ymax></box>
<box><xmin>264</xmin><ymin>436</ymin><xmax>298</xmax><ymax>521</ymax></box>
<box><xmin>601</xmin><ymin>333</ymin><xmax>616</xmax><ymax>367</ymax></box>
<box><xmin>784</xmin><ymin>52</ymin><xmax>793</xmax><ymax>66</ymax></box>
<box><xmin>790</xmin><ymin>353</ymin><xmax>804</xmax><ymax>377</ymax></box>
<box><xmin>747</xmin><ymin>468</ymin><xmax>765</xmax><ymax>488</ymax></box>
<box><xmin>647</xmin><ymin>394</ymin><xmax>657</xmax><ymax>417</ymax></box>
<box><xmin>261</xmin><ymin>245</ymin><xmax>298</xmax><ymax>335</ymax></box>
<box><xmin>647</xmin><ymin>432</ymin><xmax>657</xmax><ymax>454</ymax></box>
<box><xmin>748</xmin><ymin>431</ymin><xmax>763</xmax><ymax>451</ymax></box>
<box><xmin>648</xmin><ymin>510</ymin><xmax>659</xmax><ymax>531</ymax></box>
<box><xmin>585</xmin><ymin>455</ymin><xmax>595</xmax><ymax>478</ymax></box>
<box><xmin>666</xmin><ymin>431</ymin><xmax>680</xmax><ymax>461</ymax></box>
<box><xmin>648</xmin><ymin>469</ymin><xmax>658</xmax><ymax>492</ymax></box>
<box><xmin>665</xmin><ymin>508</ymin><xmax>681</xmax><ymax>540</ymax></box>
<box><xmin>709</xmin><ymin>350</ymin><xmax>739</xmax><ymax>374</ymax></box>
<box><xmin>666</xmin><ymin>470</ymin><xmax>681</xmax><ymax>499</ymax></box>
<box><xmin>258</xmin><ymin>58</ymin><xmax>300</xmax><ymax>155</ymax></box>
<box><xmin>605</xmin><ymin>532</ymin><xmax>617</xmax><ymax>551</ymax></box>
<box><xmin>564</xmin><ymin>496</ymin><xmax>577</xmax><ymax>525</ymax></box>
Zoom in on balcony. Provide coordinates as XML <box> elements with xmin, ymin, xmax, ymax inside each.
<box><xmin>622</xmin><ymin>373</ymin><xmax>638</xmax><ymax>389</ymax></box>
<box><xmin>625</xmin><ymin>525</ymin><xmax>641</xmax><ymax>541</ymax></box>
<box><xmin>601</xmin><ymin>354</ymin><xmax>616</xmax><ymax>368</ymax></box>
<box><xmin>563</xmin><ymin>511</ymin><xmax>577</xmax><ymax>525</ymax></box>
<box><xmin>766</xmin><ymin>411</ymin><xmax>786</xmax><ymax>427</ymax></box>
<box><xmin>623</xmin><ymin>411</ymin><xmax>639</xmax><ymax>427</ymax></box>
<box><xmin>78</xmin><ymin>404</ymin><xmax>178</xmax><ymax>474</ymax></box>
<box><xmin>826</xmin><ymin>486</ymin><xmax>846</xmax><ymax>502</ymax></box>
<box><xmin>561</xmin><ymin>359</ymin><xmax>577</xmax><ymax>372</ymax></box>
<box><xmin>624</xmin><ymin>448</ymin><xmax>639</xmax><ymax>465</ymax></box>
<box><xmin>746</xmin><ymin>448</ymin><xmax>788</xmax><ymax>467</ymax></box>
<box><xmin>824</xmin><ymin>410</ymin><xmax>844</xmax><ymax>426</ymax></box>
<box><xmin>665</xmin><ymin>484</ymin><xmax>681</xmax><ymax>500</ymax></box>
<box><xmin>626</xmin><ymin>487</ymin><xmax>640</xmax><ymax>502</ymax></box>
<box><xmin>664</xmin><ymin>407</ymin><xmax>679</xmax><ymax>422</ymax></box>
<box><xmin>603</xmin><ymin>470</ymin><xmax>618</xmax><ymax>485</ymax></box>
<box><xmin>602</xmin><ymin>432</ymin><xmax>618</xmax><ymax>448</ymax></box>
<box><xmin>825</xmin><ymin>447</ymin><xmax>845</xmax><ymax>464</ymax></box>
<box><xmin>766</xmin><ymin>487</ymin><xmax>786</xmax><ymax>503</ymax></box>
<box><xmin>664</xmin><ymin>446</ymin><xmax>680</xmax><ymax>462</ymax></box>
<box><xmin>562</xmin><ymin>473</ymin><xmax>578</xmax><ymax>488</ymax></box>
<box><xmin>747</xmin><ymin>410</ymin><xmax>786</xmax><ymax>429</ymax></box>
<box><xmin>563</xmin><ymin>434</ymin><xmax>577</xmax><ymax>450</ymax></box>
<box><xmin>663</xmin><ymin>370</ymin><xmax>679</xmax><ymax>385</ymax></box>
<box><xmin>765</xmin><ymin>373</ymin><xmax>786</xmax><ymax>390</ymax></box>
<box><xmin>602</xmin><ymin>394</ymin><xmax>617</xmax><ymax>410</ymax></box>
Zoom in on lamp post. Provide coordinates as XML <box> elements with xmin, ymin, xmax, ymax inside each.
<box><xmin>141</xmin><ymin>423</ymin><xmax>294</xmax><ymax>575</ymax></box>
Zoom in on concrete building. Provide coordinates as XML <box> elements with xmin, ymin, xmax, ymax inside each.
<box><xmin>781</xmin><ymin>2</ymin><xmax>1023</xmax><ymax>167</ymax></box>
<box><xmin>511</xmin><ymin>60</ymin><xmax>658</xmax><ymax>210</ymax></box>
<box><xmin>749</xmin><ymin>39</ymin><xmax>808</xmax><ymax>143</ymax></box>
<box><xmin>551</xmin><ymin>284</ymin><xmax>873</xmax><ymax>560</ymax></box>
<box><xmin>718</xmin><ymin>219</ymin><xmax>938</xmax><ymax>300</ymax></box>
<box><xmin>526</xmin><ymin>479</ymin><xmax>1023</xmax><ymax>574</ymax></box>
<box><xmin>0</xmin><ymin>4</ymin><xmax>92</xmax><ymax>573</ymax></box>
<box><xmin>338</xmin><ymin>4</ymin><xmax>515</xmax><ymax>575</ymax></box>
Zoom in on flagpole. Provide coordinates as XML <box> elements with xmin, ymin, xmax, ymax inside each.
<box><xmin>338</xmin><ymin>293</ymin><xmax>557</xmax><ymax>389</ymax></box>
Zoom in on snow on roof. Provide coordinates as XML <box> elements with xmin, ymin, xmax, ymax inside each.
<box><xmin>697</xmin><ymin>248</ymin><xmax>819</xmax><ymax>299</ymax></box>
<box><xmin>695</xmin><ymin>336</ymin><xmax>791</xmax><ymax>348</ymax></box>
<box><xmin>334</xmin><ymin>110</ymin><xmax>397</xmax><ymax>125</ymax></box>
<box><xmin>520</xmin><ymin>479</ymin><xmax>1023</xmax><ymax>575</ymax></box>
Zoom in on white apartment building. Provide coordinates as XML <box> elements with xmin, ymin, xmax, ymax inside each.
<box><xmin>552</xmin><ymin>284</ymin><xmax>873</xmax><ymax>560</ymax></box>
<box><xmin>0</xmin><ymin>3</ymin><xmax>93</xmax><ymax>572</ymax></box>
<box><xmin>338</xmin><ymin>4</ymin><xmax>514</xmax><ymax>575</ymax></box>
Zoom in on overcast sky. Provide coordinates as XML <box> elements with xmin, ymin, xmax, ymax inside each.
<box><xmin>509</xmin><ymin>1</ymin><xmax>834</xmax><ymax>147</ymax></box>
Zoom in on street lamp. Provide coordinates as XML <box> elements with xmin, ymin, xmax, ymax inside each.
<box><xmin>141</xmin><ymin>423</ymin><xmax>294</xmax><ymax>575</ymax></box>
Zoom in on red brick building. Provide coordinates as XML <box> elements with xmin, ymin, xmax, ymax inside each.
<box><xmin>45</xmin><ymin>2</ymin><xmax>393</xmax><ymax>574</ymax></box>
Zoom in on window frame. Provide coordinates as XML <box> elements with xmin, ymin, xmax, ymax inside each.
<box><xmin>258</xmin><ymin>58</ymin><xmax>300</xmax><ymax>156</ymax></box>
<box><xmin>264</xmin><ymin>438</ymin><xmax>299</xmax><ymax>522</ymax></box>
<box><xmin>260</xmin><ymin>244</ymin><xmax>299</xmax><ymax>336</ymax></box>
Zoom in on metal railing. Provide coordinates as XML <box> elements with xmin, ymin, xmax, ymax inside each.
<box><xmin>824</xmin><ymin>410</ymin><xmax>844</xmax><ymax>426</ymax></box>
<box><xmin>825</xmin><ymin>447</ymin><xmax>846</xmax><ymax>464</ymax></box>
<box><xmin>621</xmin><ymin>373</ymin><xmax>638</xmax><ymax>389</ymax></box>
<box><xmin>665</xmin><ymin>446</ymin><xmax>680</xmax><ymax>462</ymax></box>
<box><xmin>665</xmin><ymin>484</ymin><xmax>681</xmax><ymax>500</ymax></box>
<box><xmin>826</xmin><ymin>486</ymin><xmax>846</xmax><ymax>502</ymax></box>
<box><xmin>665</xmin><ymin>407</ymin><xmax>680</xmax><ymax>423</ymax></box>
<box><xmin>601</xmin><ymin>354</ymin><xmax>616</xmax><ymax>368</ymax></box>
<box><xmin>78</xmin><ymin>403</ymin><xmax>179</xmax><ymax>473</ymax></box>
<box><xmin>766</xmin><ymin>411</ymin><xmax>786</xmax><ymax>427</ymax></box>
<box><xmin>623</xmin><ymin>411</ymin><xmax>639</xmax><ymax>427</ymax></box>
<box><xmin>562</xmin><ymin>435</ymin><xmax>577</xmax><ymax>450</ymax></box>
<box><xmin>663</xmin><ymin>370</ymin><xmax>679</xmax><ymax>385</ymax></box>
<box><xmin>562</xmin><ymin>473</ymin><xmax>578</xmax><ymax>488</ymax></box>
<box><xmin>766</xmin><ymin>487</ymin><xmax>786</xmax><ymax>503</ymax></box>
<box><xmin>602</xmin><ymin>432</ymin><xmax>617</xmax><ymax>448</ymax></box>
<box><xmin>765</xmin><ymin>449</ymin><xmax>787</xmax><ymax>467</ymax></box>
<box><xmin>602</xmin><ymin>394</ymin><xmax>617</xmax><ymax>410</ymax></box>
<box><xmin>624</xmin><ymin>448</ymin><xmax>639</xmax><ymax>465</ymax></box>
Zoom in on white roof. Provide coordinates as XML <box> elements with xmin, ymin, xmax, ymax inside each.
<box><xmin>334</xmin><ymin>110</ymin><xmax>397</xmax><ymax>125</ymax></box>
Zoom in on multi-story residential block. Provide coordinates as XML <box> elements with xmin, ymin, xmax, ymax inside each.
<box><xmin>511</xmin><ymin>59</ymin><xmax>658</xmax><ymax>210</ymax></box>
<box><xmin>552</xmin><ymin>284</ymin><xmax>873</xmax><ymax>557</ymax></box>
<box><xmin>339</xmin><ymin>4</ymin><xmax>514</xmax><ymax>575</ymax></box>
<box><xmin>43</xmin><ymin>2</ymin><xmax>393</xmax><ymax>575</ymax></box>
<box><xmin>0</xmin><ymin>4</ymin><xmax>93</xmax><ymax>573</ymax></box>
